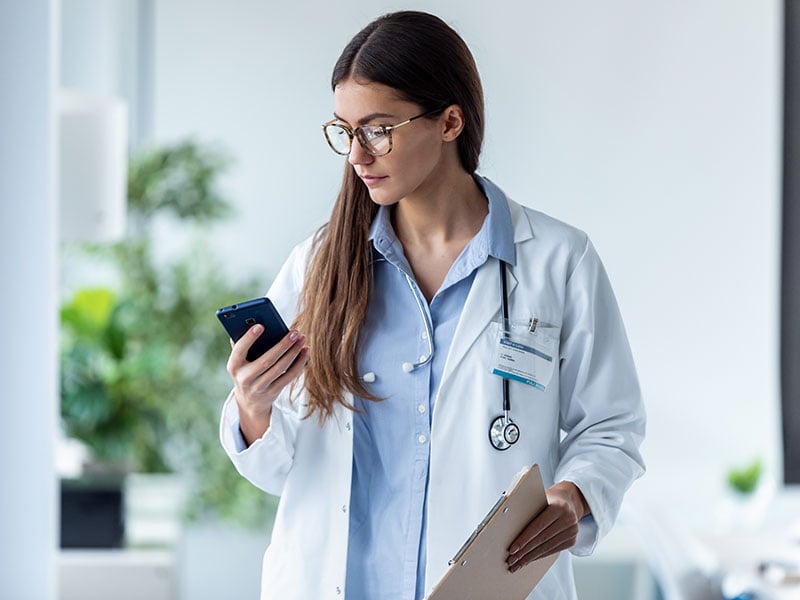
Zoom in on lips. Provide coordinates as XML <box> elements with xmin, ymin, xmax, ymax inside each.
<box><xmin>358</xmin><ymin>173</ymin><xmax>388</xmax><ymax>187</ymax></box>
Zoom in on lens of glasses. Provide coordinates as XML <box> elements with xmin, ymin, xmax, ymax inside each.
<box><xmin>358</xmin><ymin>126</ymin><xmax>391</xmax><ymax>156</ymax></box>
<box><xmin>324</xmin><ymin>124</ymin><xmax>352</xmax><ymax>155</ymax></box>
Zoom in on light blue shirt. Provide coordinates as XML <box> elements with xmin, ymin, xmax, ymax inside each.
<box><xmin>345</xmin><ymin>176</ymin><xmax>515</xmax><ymax>600</ymax></box>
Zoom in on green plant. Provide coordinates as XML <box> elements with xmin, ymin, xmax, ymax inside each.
<box><xmin>726</xmin><ymin>458</ymin><xmax>763</xmax><ymax>495</ymax></box>
<box><xmin>60</xmin><ymin>140</ymin><xmax>278</xmax><ymax>525</ymax></box>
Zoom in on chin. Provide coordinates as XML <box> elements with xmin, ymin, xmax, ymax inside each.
<box><xmin>367</xmin><ymin>187</ymin><xmax>401</xmax><ymax>207</ymax></box>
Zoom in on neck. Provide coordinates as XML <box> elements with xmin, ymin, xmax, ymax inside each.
<box><xmin>392</xmin><ymin>170</ymin><xmax>488</xmax><ymax>251</ymax></box>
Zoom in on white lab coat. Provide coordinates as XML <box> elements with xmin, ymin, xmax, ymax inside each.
<box><xmin>220</xmin><ymin>186</ymin><xmax>646</xmax><ymax>600</ymax></box>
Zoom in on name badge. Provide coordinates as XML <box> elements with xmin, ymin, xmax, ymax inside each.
<box><xmin>491</xmin><ymin>318</ymin><xmax>559</xmax><ymax>391</ymax></box>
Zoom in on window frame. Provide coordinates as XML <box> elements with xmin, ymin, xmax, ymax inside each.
<box><xmin>781</xmin><ymin>0</ymin><xmax>800</xmax><ymax>485</ymax></box>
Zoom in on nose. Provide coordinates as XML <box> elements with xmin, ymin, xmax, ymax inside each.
<box><xmin>347</xmin><ymin>138</ymin><xmax>374</xmax><ymax>167</ymax></box>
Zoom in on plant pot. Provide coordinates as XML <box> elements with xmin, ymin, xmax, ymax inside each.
<box><xmin>60</xmin><ymin>476</ymin><xmax>125</xmax><ymax>548</ymax></box>
<box><xmin>124</xmin><ymin>473</ymin><xmax>186</xmax><ymax>548</ymax></box>
<box><xmin>717</xmin><ymin>479</ymin><xmax>776</xmax><ymax>532</ymax></box>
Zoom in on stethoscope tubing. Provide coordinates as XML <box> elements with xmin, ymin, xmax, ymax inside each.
<box><xmin>489</xmin><ymin>259</ymin><xmax>518</xmax><ymax>451</ymax></box>
<box><xmin>403</xmin><ymin>269</ymin><xmax>435</xmax><ymax>371</ymax></box>
<box><xmin>499</xmin><ymin>259</ymin><xmax>511</xmax><ymax>413</ymax></box>
<box><xmin>370</xmin><ymin>254</ymin><xmax>435</xmax><ymax>372</ymax></box>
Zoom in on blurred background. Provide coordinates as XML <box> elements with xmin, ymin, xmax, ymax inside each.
<box><xmin>2</xmin><ymin>0</ymin><xmax>799</xmax><ymax>599</ymax></box>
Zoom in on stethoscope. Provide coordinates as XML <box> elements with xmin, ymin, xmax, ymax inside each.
<box><xmin>360</xmin><ymin>256</ymin><xmax>436</xmax><ymax>380</ymax></box>
<box><xmin>383</xmin><ymin>257</ymin><xmax>518</xmax><ymax>451</ymax></box>
<box><xmin>488</xmin><ymin>259</ymin><xmax>518</xmax><ymax>451</ymax></box>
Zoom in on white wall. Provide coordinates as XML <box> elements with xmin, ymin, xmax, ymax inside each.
<box><xmin>0</xmin><ymin>1</ymin><xmax>58</xmax><ymax>599</ymax></box>
<box><xmin>152</xmin><ymin>0</ymin><xmax>784</xmax><ymax>530</ymax></box>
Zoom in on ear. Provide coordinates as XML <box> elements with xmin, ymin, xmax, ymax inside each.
<box><xmin>440</xmin><ymin>104</ymin><xmax>466</xmax><ymax>142</ymax></box>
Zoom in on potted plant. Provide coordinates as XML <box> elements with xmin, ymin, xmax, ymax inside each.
<box><xmin>60</xmin><ymin>140</ymin><xmax>277</xmax><ymax>548</ymax></box>
<box><xmin>726</xmin><ymin>459</ymin><xmax>763</xmax><ymax>496</ymax></box>
<box><xmin>718</xmin><ymin>458</ymin><xmax>774</xmax><ymax>532</ymax></box>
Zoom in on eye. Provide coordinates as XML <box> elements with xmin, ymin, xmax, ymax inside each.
<box><xmin>361</xmin><ymin>126</ymin><xmax>387</xmax><ymax>142</ymax></box>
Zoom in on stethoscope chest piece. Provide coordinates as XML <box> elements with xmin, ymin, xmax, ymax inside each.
<box><xmin>489</xmin><ymin>414</ymin><xmax>520</xmax><ymax>451</ymax></box>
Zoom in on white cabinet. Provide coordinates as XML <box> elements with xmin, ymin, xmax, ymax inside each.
<box><xmin>59</xmin><ymin>549</ymin><xmax>176</xmax><ymax>600</ymax></box>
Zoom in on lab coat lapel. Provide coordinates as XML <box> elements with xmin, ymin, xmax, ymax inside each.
<box><xmin>439</xmin><ymin>259</ymin><xmax>518</xmax><ymax>389</ymax></box>
<box><xmin>439</xmin><ymin>198</ymin><xmax>531</xmax><ymax>393</ymax></box>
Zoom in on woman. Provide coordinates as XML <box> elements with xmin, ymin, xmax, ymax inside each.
<box><xmin>221</xmin><ymin>10</ymin><xmax>645</xmax><ymax>600</ymax></box>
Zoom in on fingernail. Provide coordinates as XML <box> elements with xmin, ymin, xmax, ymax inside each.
<box><xmin>289</xmin><ymin>331</ymin><xmax>299</xmax><ymax>341</ymax></box>
<box><xmin>509</xmin><ymin>545</ymin><xmax>519</xmax><ymax>554</ymax></box>
<box><xmin>252</xmin><ymin>324</ymin><xmax>263</xmax><ymax>335</ymax></box>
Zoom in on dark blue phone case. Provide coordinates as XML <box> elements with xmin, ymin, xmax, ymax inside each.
<box><xmin>216</xmin><ymin>297</ymin><xmax>289</xmax><ymax>362</ymax></box>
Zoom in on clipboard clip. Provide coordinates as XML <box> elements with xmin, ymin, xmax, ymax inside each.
<box><xmin>448</xmin><ymin>492</ymin><xmax>507</xmax><ymax>565</ymax></box>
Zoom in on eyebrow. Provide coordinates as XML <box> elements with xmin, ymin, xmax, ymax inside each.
<box><xmin>333</xmin><ymin>111</ymin><xmax>397</xmax><ymax>125</ymax></box>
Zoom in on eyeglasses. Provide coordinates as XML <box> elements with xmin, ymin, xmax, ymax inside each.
<box><xmin>322</xmin><ymin>108</ymin><xmax>443</xmax><ymax>157</ymax></box>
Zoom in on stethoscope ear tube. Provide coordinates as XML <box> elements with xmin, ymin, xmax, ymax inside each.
<box><xmin>489</xmin><ymin>259</ymin><xmax>519</xmax><ymax>451</ymax></box>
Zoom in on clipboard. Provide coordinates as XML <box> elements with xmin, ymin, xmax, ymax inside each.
<box><xmin>426</xmin><ymin>465</ymin><xmax>558</xmax><ymax>600</ymax></box>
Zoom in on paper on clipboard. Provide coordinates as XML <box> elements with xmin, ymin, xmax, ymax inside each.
<box><xmin>426</xmin><ymin>464</ymin><xmax>557</xmax><ymax>600</ymax></box>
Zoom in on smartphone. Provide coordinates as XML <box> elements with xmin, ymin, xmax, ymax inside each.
<box><xmin>216</xmin><ymin>297</ymin><xmax>290</xmax><ymax>362</ymax></box>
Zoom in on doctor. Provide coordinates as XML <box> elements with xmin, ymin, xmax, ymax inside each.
<box><xmin>221</xmin><ymin>10</ymin><xmax>645</xmax><ymax>600</ymax></box>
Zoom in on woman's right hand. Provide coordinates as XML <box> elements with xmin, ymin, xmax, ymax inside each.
<box><xmin>226</xmin><ymin>324</ymin><xmax>309</xmax><ymax>447</ymax></box>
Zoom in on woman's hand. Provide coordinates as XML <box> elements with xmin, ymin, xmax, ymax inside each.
<box><xmin>506</xmin><ymin>481</ymin><xmax>590</xmax><ymax>572</ymax></box>
<box><xmin>226</xmin><ymin>324</ymin><xmax>309</xmax><ymax>446</ymax></box>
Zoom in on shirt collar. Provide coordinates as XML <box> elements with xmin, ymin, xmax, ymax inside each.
<box><xmin>474</xmin><ymin>174</ymin><xmax>516</xmax><ymax>266</ymax></box>
<box><xmin>368</xmin><ymin>174</ymin><xmax>516</xmax><ymax>266</ymax></box>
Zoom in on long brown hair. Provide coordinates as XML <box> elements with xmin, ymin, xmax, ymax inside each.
<box><xmin>294</xmin><ymin>11</ymin><xmax>485</xmax><ymax>420</ymax></box>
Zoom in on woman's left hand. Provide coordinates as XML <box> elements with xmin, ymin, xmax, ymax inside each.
<box><xmin>506</xmin><ymin>481</ymin><xmax>590</xmax><ymax>573</ymax></box>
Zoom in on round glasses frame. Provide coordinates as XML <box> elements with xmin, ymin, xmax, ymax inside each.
<box><xmin>322</xmin><ymin>107</ymin><xmax>444</xmax><ymax>157</ymax></box>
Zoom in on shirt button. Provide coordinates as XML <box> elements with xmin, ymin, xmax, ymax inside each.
<box><xmin>419</xmin><ymin>354</ymin><xmax>428</xmax><ymax>362</ymax></box>
<box><xmin>421</xmin><ymin>331</ymin><xmax>429</xmax><ymax>340</ymax></box>
<box><xmin>336</xmin><ymin>586</ymin><xmax>342</xmax><ymax>595</ymax></box>
<box><xmin>418</xmin><ymin>434</ymin><xmax>427</xmax><ymax>444</ymax></box>
<box><xmin>417</xmin><ymin>404</ymin><xmax>426</xmax><ymax>414</ymax></box>
<box><xmin>342</xmin><ymin>505</ymin><xmax>347</xmax><ymax>513</ymax></box>
<box><xmin>345</xmin><ymin>422</ymin><xmax>351</xmax><ymax>431</ymax></box>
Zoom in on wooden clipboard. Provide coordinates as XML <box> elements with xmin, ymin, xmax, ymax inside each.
<box><xmin>426</xmin><ymin>465</ymin><xmax>558</xmax><ymax>600</ymax></box>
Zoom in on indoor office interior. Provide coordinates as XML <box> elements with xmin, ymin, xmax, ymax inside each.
<box><xmin>2</xmin><ymin>1</ymin><xmax>800</xmax><ymax>599</ymax></box>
